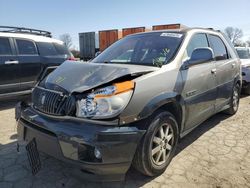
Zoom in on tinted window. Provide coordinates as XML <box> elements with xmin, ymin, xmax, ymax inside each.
<box><xmin>186</xmin><ymin>33</ymin><xmax>209</xmax><ymax>58</ymax></box>
<box><xmin>16</xmin><ymin>39</ymin><xmax>37</xmax><ymax>55</ymax></box>
<box><xmin>0</xmin><ymin>37</ymin><xmax>12</xmax><ymax>55</ymax></box>
<box><xmin>92</xmin><ymin>32</ymin><xmax>184</xmax><ymax>67</ymax></box>
<box><xmin>37</xmin><ymin>42</ymin><xmax>70</xmax><ymax>56</ymax></box>
<box><xmin>53</xmin><ymin>43</ymin><xmax>70</xmax><ymax>55</ymax></box>
<box><xmin>37</xmin><ymin>42</ymin><xmax>57</xmax><ymax>56</ymax></box>
<box><xmin>208</xmin><ymin>35</ymin><xmax>228</xmax><ymax>61</ymax></box>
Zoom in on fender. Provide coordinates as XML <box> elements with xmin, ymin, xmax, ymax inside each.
<box><xmin>139</xmin><ymin>92</ymin><xmax>178</xmax><ymax>119</ymax></box>
<box><xmin>37</xmin><ymin>66</ymin><xmax>58</xmax><ymax>84</ymax></box>
<box><xmin>119</xmin><ymin>92</ymin><xmax>186</xmax><ymax>132</ymax></box>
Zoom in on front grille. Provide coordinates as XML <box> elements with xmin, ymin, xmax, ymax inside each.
<box><xmin>32</xmin><ymin>87</ymin><xmax>66</xmax><ymax>116</ymax></box>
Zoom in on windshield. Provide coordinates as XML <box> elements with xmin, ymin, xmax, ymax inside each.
<box><xmin>236</xmin><ymin>48</ymin><xmax>250</xmax><ymax>59</ymax></box>
<box><xmin>92</xmin><ymin>32</ymin><xmax>184</xmax><ymax>67</ymax></box>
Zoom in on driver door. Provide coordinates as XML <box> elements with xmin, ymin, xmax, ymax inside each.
<box><xmin>180</xmin><ymin>33</ymin><xmax>217</xmax><ymax>131</ymax></box>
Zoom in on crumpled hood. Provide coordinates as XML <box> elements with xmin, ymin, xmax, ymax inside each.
<box><xmin>45</xmin><ymin>61</ymin><xmax>159</xmax><ymax>93</ymax></box>
<box><xmin>241</xmin><ymin>59</ymin><xmax>250</xmax><ymax>67</ymax></box>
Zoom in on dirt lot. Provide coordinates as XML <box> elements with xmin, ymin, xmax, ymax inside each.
<box><xmin>0</xmin><ymin>95</ymin><xmax>250</xmax><ymax>188</ymax></box>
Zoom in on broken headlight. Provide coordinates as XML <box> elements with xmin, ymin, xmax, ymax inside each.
<box><xmin>76</xmin><ymin>81</ymin><xmax>134</xmax><ymax>119</ymax></box>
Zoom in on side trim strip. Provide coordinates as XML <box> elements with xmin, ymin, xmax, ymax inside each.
<box><xmin>0</xmin><ymin>90</ymin><xmax>31</xmax><ymax>98</ymax></box>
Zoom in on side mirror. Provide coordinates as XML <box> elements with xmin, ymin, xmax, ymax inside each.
<box><xmin>183</xmin><ymin>47</ymin><xmax>214</xmax><ymax>69</ymax></box>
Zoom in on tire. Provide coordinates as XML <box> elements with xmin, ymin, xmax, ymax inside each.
<box><xmin>132</xmin><ymin>111</ymin><xmax>179</xmax><ymax>176</ymax></box>
<box><xmin>224</xmin><ymin>83</ymin><xmax>240</xmax><ymax>115</ymax></box>
<box><xmin>243</xmin><ymin>83</ymin><xmax>250</xmax><ymax>95</ymax></box>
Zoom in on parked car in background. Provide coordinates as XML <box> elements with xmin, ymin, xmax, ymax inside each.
<box><xmin>0</xmin><ymin>26</ymin><xmax>73</xmax><ymax>99</ymax></box>
<box><xmin>16</xmin><ymin>28</ymin><xmax>241</xmax><ymax>181</ymax></box>
<box><xmin>235</xmin><ymin>47</ymin><xmax>250</xmax><ymax>94</ymax></box>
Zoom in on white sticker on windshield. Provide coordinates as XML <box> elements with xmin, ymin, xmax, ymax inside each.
<box><xmin>160</xmin><ymin>33</ymin><xmax>183</xmax><ymax>38</ymax></box>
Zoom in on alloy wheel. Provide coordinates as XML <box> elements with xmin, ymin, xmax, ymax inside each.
<box><xmin>151</xmin><ymin>123</ymin><xmax>174</xmax><ymax>166</ymax></box>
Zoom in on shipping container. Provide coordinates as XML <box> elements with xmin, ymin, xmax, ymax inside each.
<box><xmin>152</xmin><ymin>24</ymin><xmax>187</xmax><ymax>30</ymax></box>
<box><xmin>122</xmin><ymin>27</ymin><xmax>145</xmax><ymax>37</ymax></box>
<box><xmin>79</xmin><ymin>24</ymin><xmax>187</xmax><ymax>56</ymax></box>
<box><xmin>79</xmin><ymin>32</ymin><xmax>96</xmax><ymax>60</ymax></box>
<box><xmin>99</xmin><ymin>29</ymin><xmax>121</xmax><ymax>52</ymax></box>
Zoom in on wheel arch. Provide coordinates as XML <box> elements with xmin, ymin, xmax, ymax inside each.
<box><xmin>234</xmin><ymin>73</ymin><xmax>242</xmax><ymax>88</ymax></box>
<box><xmin>138</xmin><ymin>92</ymin><xmax>184</xmax><ymax>133</ymax></box>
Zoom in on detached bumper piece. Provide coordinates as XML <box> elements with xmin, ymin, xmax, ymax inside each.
<box><xmin>15</xmin><ymin>102</ymin><xmax>145</xmax><ymax>181</ymax></box>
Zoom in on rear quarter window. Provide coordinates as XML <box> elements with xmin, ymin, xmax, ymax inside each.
<box><xmin>53</xmin><ymin>43</ymin><xmax>70</xmax><ymax>56</ymax></box>
<box><xmin>36</xmin><ymin>42</ymin><xmax>57</xmax><ymax>56</ymax></box>
<box><xmin>37</xmin><ymin>42</ymin><xmax>70</xmax><ymax>56</ymax></box>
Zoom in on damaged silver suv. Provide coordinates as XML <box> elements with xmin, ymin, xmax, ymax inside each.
<box><xmin>16</xmin><ymin>28</ymin><xmax>241</xmax><ymax>181</ymax></box>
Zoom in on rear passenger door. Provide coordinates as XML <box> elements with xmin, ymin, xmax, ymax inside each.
<box><xmin>208</xmin><ymin>35</ymin><xmax>234</xmax><ymax>110</ymax></box>
<box><xmin>0</xmin><ymin>37</ymin><xmax>21</xmax><ymax>94</ymax></box>
<box><xmin>181</xmin><ymin>33</ymin><xmax>217</xmax><ymax>130</ymax></box>
<box><xmin>15</xmin><ymin>39</ymin><xmax>42</xmax><ymax>91</ymax></box>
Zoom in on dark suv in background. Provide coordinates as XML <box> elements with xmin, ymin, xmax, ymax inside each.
<box><xmin>0</xmin><ymin>26</ymin><xmax>73</xmax><ymax>99</ymax></box>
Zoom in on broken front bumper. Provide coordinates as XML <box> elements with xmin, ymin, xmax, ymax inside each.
<box><xmin>15</xmin><ymin>102</ymin><xmax>145</xmax><ymax>181</ymax></box>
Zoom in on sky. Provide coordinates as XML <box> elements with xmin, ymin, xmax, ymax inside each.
<box><xmin>1</xmin><ymin>0</ymin><xmax>250</xmax><ymax>49</ymax></box>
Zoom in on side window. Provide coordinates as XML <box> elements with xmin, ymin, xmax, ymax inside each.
<box><xmin>16</xmin><ymin>39</ymin><xmax>37</xmax><ymax>55</ymax></box>
<box><xmin>208</xmin><ymin>35</ymin><xmax>228</xmax><ymax>61</ymax></box>
<box><xmin>53</xmin><ymin>43</ymin><xmax>70</xmax><ymax>56</ymax></box>
<box><xmin>0</xmin><ymin>37</ymin><xmax>12</xmax><ymax>55</ymax></box>
<box><xmin>36</xmin><ymin>42</ymin><xmax>57</xmax><ymax>56</ymax></box>
<box><xmin>186</xmin><ymin>33</ymin><xmax>209</xmax><ymax>58</ymax></box>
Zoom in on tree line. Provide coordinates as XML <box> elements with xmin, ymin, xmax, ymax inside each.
<box><xmin>224</xmin><ymin>27</ymin><xmax>250</xmax><ymax>47</ymax></box>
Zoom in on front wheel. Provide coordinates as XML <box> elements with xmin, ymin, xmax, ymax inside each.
<box><xmin>132</xmin><ymin>111</ymin><xmax>179</xmax><ymax>176</ymax></box>
<box><xmin>224</xmin><ymin>83</ymin><xmax>240</xmax><ymax>115</ymax></box>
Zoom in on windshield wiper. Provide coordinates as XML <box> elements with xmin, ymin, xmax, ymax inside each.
<box><xmin>94</xmin><ymin>60</ymin><xmax>158</xmax><ymax>67</ymax></box>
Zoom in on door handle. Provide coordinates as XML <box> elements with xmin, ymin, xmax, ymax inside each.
<box><xmin>211</xmin><ymin>68</ymin><xmax>217</xmax><ymax>74</ymax></box>
<box><xmin>4</xmin><ymin>60</ymin><xmax>19</xmax><ymax>65</ymax></box>
<box><xmin>232</xmin><ymin>63</ymin><xmax>236</xmax><ymax>68</ymax></box>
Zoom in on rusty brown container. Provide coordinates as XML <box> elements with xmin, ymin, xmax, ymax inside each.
<box><xmin>99</xmin><ymin>29</ymin><xmax>119</xmax><ymax>51</ymax></box>
<box><xmin>152</xmin><ymin>24</ymin><xmax>185</xmax><ymax>30</ymax></box>
<box><xmin>122</xmin><ymin>27</ymin><xmax>145</xmax><ymax>37</ymax></box>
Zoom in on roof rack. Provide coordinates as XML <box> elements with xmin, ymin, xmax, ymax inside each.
<box><xmin>206</xmin><ymin>28</ymin><xmax>221</xmax><ymax>32</ymax></box>
<box><xmin>0</xmin><ymin>26</ymin><xmax>52</xmax><ymax>37</ymax></box>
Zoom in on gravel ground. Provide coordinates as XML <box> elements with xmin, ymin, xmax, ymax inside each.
<box><xmin>0</xmin><ymin>95</ymin><xmax>250</xmax><ymax>188</ymax></box>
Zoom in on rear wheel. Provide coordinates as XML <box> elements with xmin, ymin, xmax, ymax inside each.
<box><xmin>243</xmin><ymin>83</ymin><xmax>250</xmax><ymax>95</ymax></box>
<box><xmin>224</xmin><ymin>83</ymin><xmax>240</xmax><ymax>115</ymax></box>
<box><xmin>132</xmin><ymin>111</ymin><xmax>179</xmax><ymax>176</ymax></box>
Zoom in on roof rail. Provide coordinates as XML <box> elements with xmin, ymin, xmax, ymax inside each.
<box><xmin>206</xmin><ymin>28</ymin><xmax>221</xmax><ymax>32</ymax></box>
<box><xmin>0</xmin><ymin>26</ymin><xmax>52</xmax><ymax>37</ymax></box>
